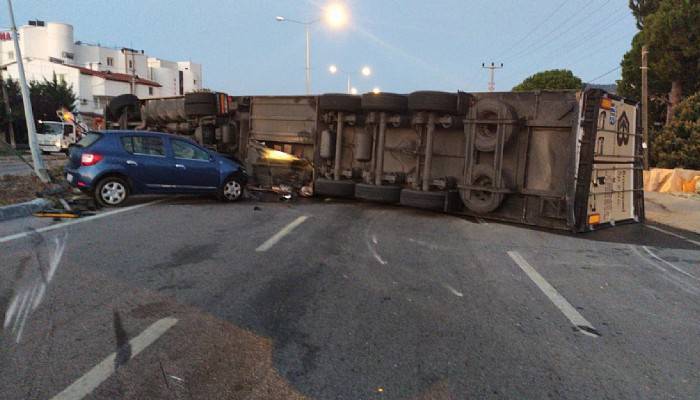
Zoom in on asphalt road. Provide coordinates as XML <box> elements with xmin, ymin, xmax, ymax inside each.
<box><xmin>1</xmin><ymin>195</ymin><xmax>699</xmax><ymax>399</ymax></box>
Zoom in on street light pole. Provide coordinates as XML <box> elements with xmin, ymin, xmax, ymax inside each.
<box><xmin>305</xmin><ymin>24</ymin><xmax>311</xmax><ymax>94</ymax></box>
<box><xmin>6</xmin><ymin>0</ymin><xmax>49</xmax><ymax>182</ymax></box>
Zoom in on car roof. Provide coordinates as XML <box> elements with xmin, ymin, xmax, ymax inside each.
<box><xmin>98</xmin><ymin>130</ymin><xmax>193</xmax><ymax>141</ymax></box>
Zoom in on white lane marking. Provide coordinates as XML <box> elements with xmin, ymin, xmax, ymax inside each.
<box><xmin>507</xmin><ymin>251</ymin><xmax>599</xmax><ymax>338</ymax></box>
<box><xmin>371</xmin><ymin>234</ymin><xmax>378</xmax><ymax>245</ymax></box>
<box><xmin>50</xmin><ymin>317</ymin><xmax>178</xmax><ymax>400</ymax></box>
<box><xmin>646</xmin><ymin>225</ymin><xmax>700</xmax><ymax>247</ymax></box>
<box><xmin>444</xmin><ymin>284</ymin><xmax>463</xmax><ymax>297</ymax></box>
<box><xmin>642</xmin><ymin>246</ymin><xmax>698</xmax><ymax>280</ymax></box>
<box><xmin>0</xmin><ymin>199</ymin><xmax>164</xmax><ymax>245</ymax></box>
<box><xmin>255</xmin><ymin>216</ymin><xmax>308</xmax><ymax>252</ymax></box>
<box><xmin>366</xmin><ymin>233</ymin><xmax>388</xmax><ymax>265</ymax></box>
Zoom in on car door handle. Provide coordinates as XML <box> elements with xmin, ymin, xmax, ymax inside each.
<box><xmin>126</xmin><ymin>160</ymin><xmax>138</xmax><ymax>166</ymax></box>
<box><xmin>175</xmin><ymin>164</ymin><xmax>186</xmax><ymax>169</ymax></box>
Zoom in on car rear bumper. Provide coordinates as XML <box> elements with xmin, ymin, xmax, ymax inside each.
<box><xmin>65</xmin><ymin>168</ymin><xmax>95</xmax><ymax>190</ymax></box>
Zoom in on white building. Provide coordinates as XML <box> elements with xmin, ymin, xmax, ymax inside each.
<box><xmin>0</xmin><ymin>20</ymin><xmax>202</xmax><ymax>125</ymax></box>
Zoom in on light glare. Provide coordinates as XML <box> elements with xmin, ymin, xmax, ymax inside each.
<box><xmin>361</xmin><ymin>66</ymin><xmax>371</xmax><ymax>76</ymax></box>
<box><xmin>324</xmin><ymin>3</ymin><xmax>349</xmax><ymax>29</ymax></box>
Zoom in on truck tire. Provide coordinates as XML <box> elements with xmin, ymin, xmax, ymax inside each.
<box><xmin>355</xmin><ymin>183</ymin><xmax>401</xmax><ymax>204</ymax></box>
<box><xmin>473</xmin><ymin>98</ymin><xmax>517</xmax><ymax>152</ymax></box>
<box><xmin>185</xmin><ymin>92</ymin><xmax>217</xmax><ymax>117</ymax></box>
<box><xmin>314</xmin><ymin>179</ymin><xmax>356</xmax><ymax>198</ymax></box>
<box><xmin>107</xmin><ymin>94</ymin><xmax>140</xmax><ymax>117</ymax></box>
<box><xmin>460</xmin><ymin>164</ymin><xmax>505</xmax><ymax>214</ymax></box>
<box><xmin>399</xmin><ymin>189</ymin><xmax>446</xmax><ymax>211</ymax></box>
<box><xmin>408</xmin><ymin>91</ymin><xmax>458</xmax><ymax>114</ymax></box>
<box><xmin>319</xmin><ymin>93</ymin><xmax>361</xmax><ymax>113</ymax></box>
<box><xmin>361</xmin><ymin>92</ymin><xmax>407</xmax><ymax>113</ymax></box>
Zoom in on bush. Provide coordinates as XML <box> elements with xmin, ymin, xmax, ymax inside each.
<box><xmin>652</xmin><ymin>92</ymin><xmax>700</xmax><ymax>169</ymax></box>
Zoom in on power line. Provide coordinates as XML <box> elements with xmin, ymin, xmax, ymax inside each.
<box><xmin>503</xmin><ymin>1</ymin><xmax>600</xmax><ymax>62</ymax></box>
<box><xmin>586</xmin><ymin>65</ymin><xmax>621</xmax><ymax>84</ymax></box>
<box><xmin>506</xmin><ymin>0</ymin><xmax>613</xmax><ymax>63</ymax></box>
<box><xmin>494</xmin><ymin>0</ymin><xmax>568</xmax><ymax>59</ymax></box>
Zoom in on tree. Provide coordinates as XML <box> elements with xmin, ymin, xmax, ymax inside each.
<box><xmin>642</xmin><ymin>0</ymin><xmax>700</xmax><ymax>123</ymax></box>
<box><xmin>652</xmin><ymin>92</ymin><xmax>700</xmax><ymax>169</ymax></box>
<box><xmin>512</xmin><ymin>69</ymin><xmax>583</xmax><ymax>92</ymax></box>
<box><xmin>29</xmin><ymin>73</ymin><xmax>77</xmax><ymax>122</ymax></box>
<box><xmin>629</xmin><ymin>0</ymin><xmax>660</xmax><ymax>29</ymax></box>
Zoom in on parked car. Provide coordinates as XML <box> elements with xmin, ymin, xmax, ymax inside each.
<box><xmin>64</xmin><ymin>130</ymin><xmax>247</xmax><ymax>207</ymax></box>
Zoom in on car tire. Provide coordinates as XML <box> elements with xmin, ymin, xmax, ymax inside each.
<box><xmin>473</xmin><ymin>98</ymin><xmax>517</xmax><ymax>152</ymax></box>
<box><xmin>408</xmin><ymin>91</ymin><xmax>458</xmax><ymax>114</ymax></box>
<box><xmin>218</xmin><ymin>174</ymin><xmax>244</xmax><ymax>202</ymax></box>
<box><xmin>319</xmin><ymin>93</ymin><xmax>361</xmax><ymax>113</ymax></box>
<box><xmin>361</xmin><ymin>92</ymin><xmax>408</xmax><ymax>113</ymax></box>
<box><xmin>314</xmin><ymin>179</ymin><xmax>356</xmax><ymax>198</ymax></box>
<box><xmin>354</xmin><ymin>183</ymin><xmax>401</xmax><ymax>204</ymax></box>
<box><xmin>399</xmin><ymin>189</ymin><xmax>446</xmax><ymax>211</ymax></box>
<box><xmin>460</xmin><ymin>164</ymin><xmax>505</xmax><ymax>214</ymax></box>
<box><xmin>94</xmin><ymin>176</ymin><xmax>130</xmax><ymax>208</ymax></box>
<box><xmin>107</xmin><ymin>94</ymin><xmax>140</xmax><ymax>118</ymax></box>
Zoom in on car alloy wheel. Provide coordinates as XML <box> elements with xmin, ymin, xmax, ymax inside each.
<box><xmin>223</xmin><ymin>180</ymin><xmax>242</xmax><ymax>201</ymax></box>
<box><xmin>100</xmin><ymin>181</ymin><xmax>126</xmax><ymax>205</ymax></box>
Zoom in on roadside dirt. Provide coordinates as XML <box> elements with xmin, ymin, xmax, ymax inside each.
<box><xmin>0</xmin><ymin>166</ymin><xmax>67</xmax><ymax>206</ymax></box>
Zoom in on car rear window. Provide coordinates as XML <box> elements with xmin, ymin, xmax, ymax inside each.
<box><xmin>121</xmin><ymin>136</ymin><xmax>165</xmax><ymax>156</ymax></box>
<box><xmin>75</xmin><ymin>132</ymin><xmax>102</xmax><ymax>148</ymax></box>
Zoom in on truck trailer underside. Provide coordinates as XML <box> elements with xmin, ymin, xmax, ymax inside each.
<box><xmin>106</xmin><ymin>89</ymin><xmax>644</xmax><ymax>232</ymax></box>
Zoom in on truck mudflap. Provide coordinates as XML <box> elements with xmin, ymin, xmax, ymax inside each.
<box><xmin>573</xmin><ymin>89</ymin><xmax>644</xmax><ymax>232</ymax></box>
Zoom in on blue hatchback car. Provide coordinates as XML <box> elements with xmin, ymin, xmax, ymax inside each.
<box><xmin>65</xmin><ymin>130</ymin><xmax>247</xmax><ymax>207</ymax></box>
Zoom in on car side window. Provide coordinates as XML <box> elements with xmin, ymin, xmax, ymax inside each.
<box><xmin>121</xmin><ymin>136</ymin><xmax>165</xmax><ymax>156</ymax></box>
<box><xmin>172</xmin><ymin>140</ymin><xmax>210</xmax><ymax>161</ymax></box>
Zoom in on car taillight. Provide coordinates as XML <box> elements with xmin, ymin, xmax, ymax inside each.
<box><xmin>81</xmin><ymin>153</ymin><xmax>103</xmax><ymax>166</ymax></box>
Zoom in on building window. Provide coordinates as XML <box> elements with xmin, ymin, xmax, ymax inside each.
<box><xmin>7</xmin><ymin>51</ymin><xmax>14</xmax><ymax>60</ymax></box>
<box><xmin>193</xmin><ymin>79</ymin><xmax>197</xmax><ymax>85</ymax></box>
<box><xmin>106</xmin><ymin>57</ymin><xmax>114</xmax><ymax>66</ymax></box>
<box><xmin>148</xmin><ymin>87</ymin><xmax>153</xmax><ymax>95</ymax></box>
<box><xmin>62</xmin><ymin>51</ymin><xmax>74</xmax><ymax>60</ymax></box>
<box><xmin>56</xmin><ymin>74</ymin><xmax>66</xmax><ymax>82</ymax></box>
<box><xmin>128</xmin><ymin>60</ymin><xmax>133</xmax><ymax>69</ymax></box>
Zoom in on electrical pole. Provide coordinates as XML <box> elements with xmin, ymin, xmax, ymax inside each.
<box><xmin>0</xmin><ymin>67</ymin><xmax>16</xmax><ymax>148</ymax></box>
<box><xmin>641</xmin><ymin>46</ymin><xmax>649</xmax><ymax>170</ymax></box>
<box><xmin>6</xmin><ymin>0</ymin><xmax>49</xmax><ymax>182</ymax></box>
<box><xmin>305</xmin><ymin>24</ymin><xmax>311</xmax><ymax>95</ymax></box>
<box><xmin>482</xmin><ymin>62</ymin><xmax>504</xmax><ymax>92</ymax></box>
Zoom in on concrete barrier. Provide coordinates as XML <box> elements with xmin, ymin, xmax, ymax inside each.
<box><xmin>0</xmin><ymin>198</ymin><xmax>51</xmax><ymax>222</ymax></box>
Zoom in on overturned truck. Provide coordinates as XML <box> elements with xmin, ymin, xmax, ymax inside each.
<box><xmin>106</xmin><ymin>89</ymin><xmax>644</xmax><ymax>232</ymax></box>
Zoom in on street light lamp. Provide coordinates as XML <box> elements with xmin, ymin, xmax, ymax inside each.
<box><xmin>329</xmin><ymin>65</ymin><xmax>372</xmax><ymax>94</ymax></box>
<box><xmin>275</xmin><ymin>2</ymin><xmax>350</xmax><ymax>95</ymax></box>
<box><xmin>372</xmin><ymin>87</ymin><xmax>381</xmax><ymax>94</ymax></box>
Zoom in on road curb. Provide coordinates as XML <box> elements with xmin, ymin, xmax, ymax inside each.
<box><xmin>0</xmin><ymin>198</ymin><xmax>51</xmax><ymax>222</ymax></box>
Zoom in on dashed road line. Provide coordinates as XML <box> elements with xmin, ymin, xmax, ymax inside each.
<box><xmin>444</xmin><ymin>284</ymin><xmax>464</xmax><ymax>297</ymax></box>
<box><xmin>50</xmin><ymin>317</ymin><xmax>178</xmax><ymax>400</ymax></box>
<box><xmin>646</xmin><ymin>224</ymin><xmax>700</xmax><ymax>247</ymax></box>
<box><xmin>508</xmin><ymin>251</ymin><xmax>600</xmax><ymax>338</ymax></box>
<box><xmin>0</xmin><ymin>199</ymin><xmax>164</xmax><ymax>245</ymax></box>
<box><xmin>255</xmin><ymin>215</ymin><xmax>309</xmax><ymax>252</ymax></box>
<box><xmin>642</xmin><ymin>245</ymin><xmax>698</xmax><ymax>280</ymax></box>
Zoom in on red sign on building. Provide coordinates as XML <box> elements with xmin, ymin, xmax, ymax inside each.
<box><xmin>0</xmin><ymin>32</ymin><xmax>11</xmax><ymax>41</ymax></box>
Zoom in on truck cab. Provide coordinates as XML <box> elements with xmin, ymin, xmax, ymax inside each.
<box><xmin>37</xmin><ymin>120</ymin><xmax>77</xmax><ymax>153</ymax></box>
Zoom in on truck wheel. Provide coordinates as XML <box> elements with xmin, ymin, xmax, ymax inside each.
<box><xmin>314</xmin><ymin>179</ymin><xmax>356</xmax><ymax>198</ymax></box>
<box><xmin>361</xmin><ymin>92</ymin><xmax>408</xmax><ymax>113</ymax></box>
<box><xmin>354</xmin><ymin>183</ymin><xmax>401</xmax><ymax>204</ymax></box>
<box><xmin>399</xmin><ymin>189</ymin><xmax>446</xmax><ymax>211</ymax></box>
<box><xmin>473</xmin><ymin>98</ymin><xmax>517</xmax><ymax>152</ymax></box>
<box><xmin>460</xmin><ymin>164</ymin><xmax>505</xmax><ymax>214</ymax></box>
<box><xmin>319</xmin><ymin>93</ymin><xmax>361</xmax><ymax>113</ymax></box>
<box><xmin>107</xmin><ymin>94</ymin><xmax>140</xmax><ymax>119</ymax></box>
<box><xmin>95</xmin><ymin>176</ymin><xmax>130</xmax><ymax>207</ymax></box>
<box><xmin>185</xmin><ymin>92</ymin><xmax>217</xmax><ymax>117</ymax></box>
<box><xmin>408</xmin><ymin>91</ymin><xmax>458</xmax><ymax>114</ymax></box>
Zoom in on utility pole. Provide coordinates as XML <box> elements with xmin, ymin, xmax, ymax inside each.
<box><xmin>6</xmin><ymin>0</ymin><xmax>49</xmax><ymax>182</ymax></box>
<box><xmin>305</xmin><ymin>24</ymin><xmax>311</xmax><ymax>95</ymax></box>
<box><xmin>0</xmin><ymin>67</ymin><xmax>16</xmax><ymax>148</ymax></box>
<box><xmin>641</xmin><ymin>46</ymin><xmax>649</xmax><ymax>170</ymax></box>
<box><xmin>482</xmin><ymin>62</ymin><xmax>504</xmax><ymax>92</ymax></box>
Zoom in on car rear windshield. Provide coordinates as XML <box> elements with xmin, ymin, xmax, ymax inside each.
<box><xmin>75</xmin><ymin>132</ymin><xmax>102</xmax><ymax>148</ymax></box>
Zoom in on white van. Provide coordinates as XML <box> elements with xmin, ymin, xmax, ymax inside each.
<box><xmin>36</xmin><ymin>120</ymin><xmax>77</xmax><ymax>153</ymax></box>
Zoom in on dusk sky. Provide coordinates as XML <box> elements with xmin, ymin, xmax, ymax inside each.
<box><xmin>2</xmin><ymin>0</ymin><xmax>638</xmax><ymax>95</ymax></box>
